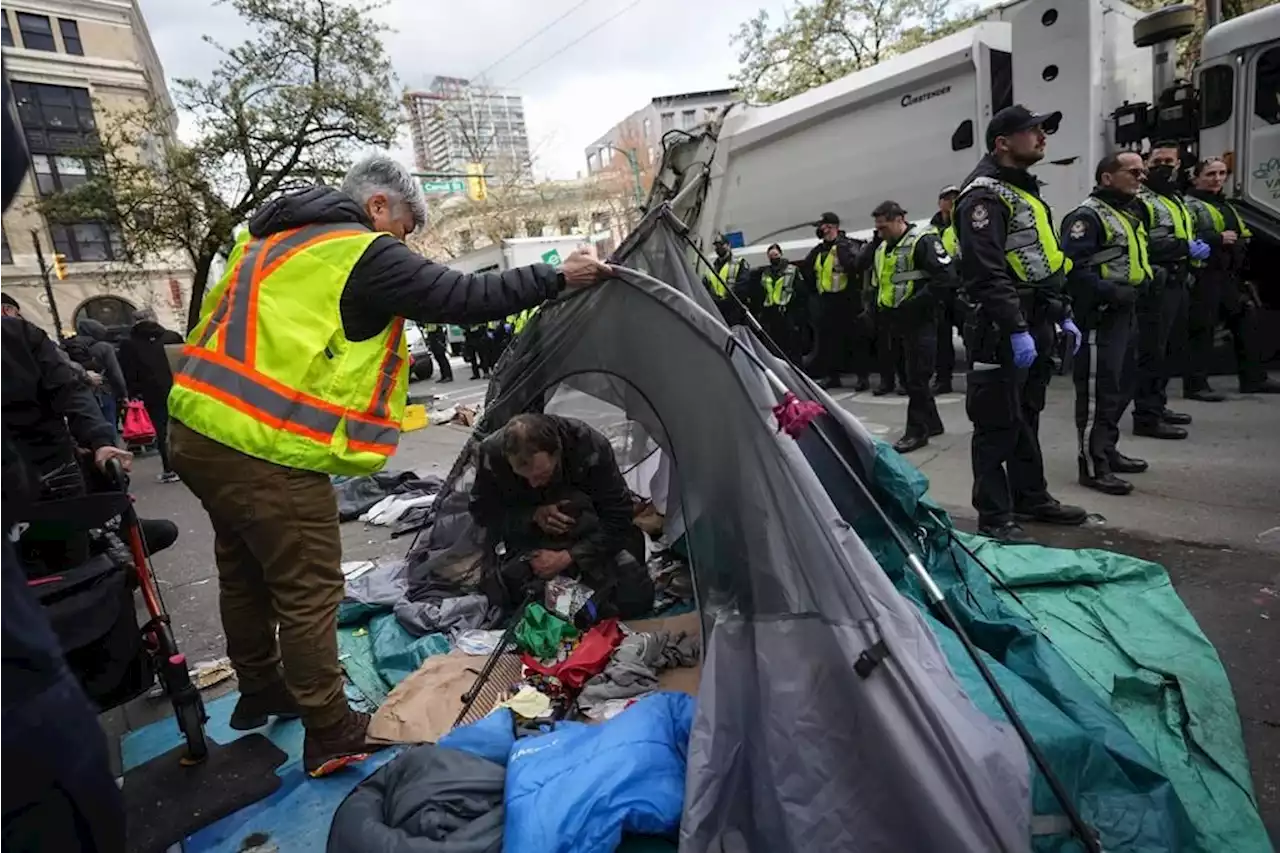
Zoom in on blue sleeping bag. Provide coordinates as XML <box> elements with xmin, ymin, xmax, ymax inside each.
<box><xmin>503</xmin><ymin>692</ymin><xmax>694</xmax><ymax>853</ymax></box>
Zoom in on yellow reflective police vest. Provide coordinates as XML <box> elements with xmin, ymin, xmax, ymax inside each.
<box><xmin>1076</xmin><ymin>197</ymin><xmax>1153</xmax><ymax>285</ymax></box>
<box><xmin>513</xmin><ymin>306</ymin><xmax>540</xmax><ymax>334</ymax></box>
<box><xmin>1185</xmin><ymin>194</ymin><xmax>1252</xmax><ymax>268</ymax></box>
<box><xmin>958</xmin><ymin>176</ymin><xmax>1069</xmax><ymax>284</ymax></box>
<box><xmin>169</xmin><ymin>223</ymin><xmax>407</xmax><ymax>477</ymax></box>
<box><xmin>706</xmin><ymin>257</ymin><xmax>745</xmax><ymax>299</ymax></box>
<box><xmin>1138</xmin><ymin>188</ymin><xmax>1193</xmax><ymax>243</ymax></box>
<box><xmin>875</xmin><ymin>226</ymin><xmax>935</xmax><ymax>309</ymax></box>
<box><xmin>814</xmin><ymin>244</ymin><xmax>848</xmax><ymax>293</ymax></box>
<box><xmin>941</xmin><ymin>223</ymin><xmax>959</xmax><ymax>258</ymax></box>
<box><xmin>761</xmin><ymin>264</ymin><xmax>796</xmax><ymax>307</ymax></box>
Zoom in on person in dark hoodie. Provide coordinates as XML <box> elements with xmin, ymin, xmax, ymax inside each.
<box><xmin>1061</xmin><ymin>151</ymin><xmax>1154</xmax><ymax>496</ymax></box>
<box><xmin>119</xmin><ymin>307</ymin><xmax>181</xmax><ymax>482</ymax></box>
<box><xmin>953</xmin><ymin>105</ymin><xmax>1086</xmax><ymax>542</ymax></box>
<box><xmin>1182</xmin><ymin>157</ymin><xmax>1279</xmax><ymax>399</ymax></box>
<box><xmin>66</xmin><ymin>317</ymin><xmax>128</xmax><ymax>431</ymax></box>
<box><xmin>167</xmin><ymin>153</ymin><xmax>611</xmax><ymax>777</ymax></box>
<box><xmin>2</xmin><ymin>66</ymin><xmax>127</xmax><ymax>852</ymax></box>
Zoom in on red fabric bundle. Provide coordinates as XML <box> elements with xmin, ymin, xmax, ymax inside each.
<box><xmin>520</xmin><ymin>618</ymin><xmax>624</xmax><ymax>691</ymax></box>
<box><xmin>122</xmin><ymin>400</ymin><xmax>157</xmax><ymax>443</ymax></box>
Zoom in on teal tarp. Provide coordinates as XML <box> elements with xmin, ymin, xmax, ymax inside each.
<box><xmin>337</xmin><ymin>612</ymin><xmax>450</xmax><ymax>706</ymax></box>
<box><xmin>862</xmin><ymin>442</ymin><xmax>1268</xmax><ymax>853</ymax></box>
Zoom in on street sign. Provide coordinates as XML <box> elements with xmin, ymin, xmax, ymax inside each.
<box><xmin>540</xmin><ymin>249</ymin><xmax>562</xmax><ymax>265</ymax></box>
<box><xmin>420</xmin><ymin>178</ymin><xmax>466</xmax><ymax>195</ymax></box>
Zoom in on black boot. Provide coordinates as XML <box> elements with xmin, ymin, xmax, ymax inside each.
<box><xmin>1014</xmin><ymin>498</ymin><xmax>1087</xmax><ymax>525</ymax></box>
<box><xmin>1081</xmin><ymin>471</ymin><xmax>1134</xmax><ymax>495</ymax></box>
<box><xmin>977</xmin><ymin>521</ymin><xmax>1033</xmax><ymax>543</ymax></box>
<box><xmin>1185</xmin><ymin>384</ymin><xmax>1226</xmax><ymax>402</ymax></box>
<box><xmin>892</xmin><ymin>434</ymin><xmax>929</xmax><ymax>454</ymax></box>
<box><xmin>1240</xmin><ymin>377</ymin><xmax>1280</xmax><ymax>394</ymax></box>
<box><xmin>1107</xmin><ymin>452</ymin><xmax>1148</xmax><ymax>474</ymax></box>
<box><xmin>1134</xmin><ymin>421</ymin><xmax>1187</xmax><ymax>440</ymax></box>
<box><xmin>930</xmin><ymin>378</ymin><xmax>953</xmax><ymax>394</ymax></box>
<box><xmin>853</xmin><ymin>376</ymin><xmax>871</xmax><ymax>392</ymax></box>
<box><xmin>230</xmin><ymin>680</ymin><xmax>302</xmax><ymax>731</ymax></box>
<box><xmin>872</xmin><ymin>384</ymin><xmax>894</xmax><ymax>397</ymax></box>
<box><xmin>1160</xmin><ymin>408</ymin><xmax>1192</xmax><ymax>425</ymax></box>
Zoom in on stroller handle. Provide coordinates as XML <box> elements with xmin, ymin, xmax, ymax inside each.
<box><xmin>104</xmin><ymin>457</ymin><xmax>129</xmax><ymax>490</ymax></box>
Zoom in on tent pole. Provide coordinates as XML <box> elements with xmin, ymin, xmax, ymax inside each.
<box><xmin>670</xmin><ymin>228</ymin><xmax>1102</xmax><ymax>853</ymax></box>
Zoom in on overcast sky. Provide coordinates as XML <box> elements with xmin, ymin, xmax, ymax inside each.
<box><xmin>137</xmin><ymin>0</ymin><xmax>799</xmax><ymax>180</ymax></box>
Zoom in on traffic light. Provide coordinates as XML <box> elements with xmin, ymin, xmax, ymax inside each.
<box><xmin>52</xmin><ymin>252</ymin><xmax>68</xmax><ymax>280</ymax></box>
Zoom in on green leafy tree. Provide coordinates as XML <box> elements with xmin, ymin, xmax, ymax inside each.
<box><xmin>37</xmin><ymin>0</ymin><xmax>400</xmax><ymax>331</ymax></box>
<box><xmin>731</xmin><ymin>0</ymin><xmax>978</xmax><ymax>104</ymax></box>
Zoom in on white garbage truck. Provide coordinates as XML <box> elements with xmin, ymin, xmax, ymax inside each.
<box><xmin>650</xmin><ymin>0</ymin><xmax>1279</xmax><ymax>341</ymax></box>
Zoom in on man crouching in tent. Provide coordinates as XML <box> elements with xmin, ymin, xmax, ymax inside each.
<box><xmin>470</xmin><ymin>413</ymin><xmax>654</xmax><ymax>620</ymax></box>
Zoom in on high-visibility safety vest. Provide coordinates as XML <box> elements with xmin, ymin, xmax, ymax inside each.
<box><xmin>512</xmin><ymin>306</ymin><xmax>540</xmax><ymax>334</ymax></box>
<box><xmin>706</xmin><ymin>257</ymin><xmax>745</xmax><ymax>299</ymax></box>
<box><xmin>957</xmin><ymin>176</ymin><xmax>1070</xmax><ymax>284</ymax></box>
<box><xmin>169</xmin><ymin>223</ymin><xmax>407</xmax><ymax>477</ymax></box>
<box><xmin>814</xmin><ymin>244</ymin><xmax>849</xmax><ymax>293</ymax></box>
<box><xmin>1138</xmin><ymin>188</ymin><xmax>1193</xmax><ymax>243</ymax></box>
<box><xmin>941</xmin><ymin>222</ymin><xmax>959</xmax><ymax>258</ymax></box>
<box><xmin>1076</xmin><ymin>196</ymin><xmax>1153</xmax><ymax>285</ymax></box>
<box><xmin>761</xmin><ymin>264</ymin><xmax>796</xmax><ymax>307</ymax></box>
<box><xmin>875</xmin><ymin>225</ymin><xmax>935</xmax><ymax>309</ymax></box>
<box><xmin>1184</xmin><ymin>194</ymin><xmax>1252</xmax><ymax>268</ymax></box>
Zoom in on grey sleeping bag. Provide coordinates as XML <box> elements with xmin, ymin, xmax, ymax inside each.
<box><xmin>327</xmin><ymin>744</ymin><xmax>504</xmax><ymax>853</ymax></box>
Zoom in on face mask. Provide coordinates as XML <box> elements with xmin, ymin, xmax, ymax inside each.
<box><xmin>1147</xmin><ymin>164</ymin><xmax>1176</xmax><ymax>190</ymax></box>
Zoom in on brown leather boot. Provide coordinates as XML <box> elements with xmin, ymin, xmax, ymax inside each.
<box><xmin>303</xmin><ymin>709</ymin><xmax>376</xmax><ymax>777</ymax></box>
<box><xmin>229</xmin><ymin>680</ymin><xmax>301</xmax><ymax>731</ymax></box>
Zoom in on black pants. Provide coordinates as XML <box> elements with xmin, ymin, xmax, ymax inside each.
<box><xmin>1133</xmin><ymin>269</ymin><xmax>1187</xmax><ymax>428</ymax></box>
<box><xmin>463</xmin><ymin>331</ymin><xmax>486</xmax><ymax>378</ymax></box>
<box><xmin>1073</xmin><ymin>301</ymin><xmax>1136</xmax><ymax>476</ymax></box>
<box><xmin>966</xmin><ymin>319</ymin><xmax>1054</xmax><ymax>527</ymax></box>
<box><xmin>935</xmin><ymin>295</ymin><xmax>964</xmax><ymax>383</ymax></box>
<box><xmin>1185</xmin><ymin>269</ymin><xmax>1265</xmax><ymax>391</ymax></box>
<box><xmin>874</xmin><ymin>313</ymin><xmax>909</xmax><ymax>390</ymax></box>
<box><xmin>882</xmin><ymin>307</ymin><xmax>941</xmax><ymax>437</ymax></box>
<box><xmin>813</xmin><ymin>290</ymin><xmax>867</xmax><ymax>382</ymax></box>
<box><xmin>760</xmin><ymin>306</ymin><xmax>799</xmax><ymax>361</ymax></box>
<box><xmin>142</xmin><ymin>391</ymin><xmax>172</xmax><ymax>473</ymax></box>
<box><xmin>427</xmin><ymin>330</ymin><xmax>453</xmax><ymax>381</ymax></box>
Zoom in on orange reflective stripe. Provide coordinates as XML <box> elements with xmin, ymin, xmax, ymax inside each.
<box><xmin>346</xmin><ymin>420</ymin><xmax>399</xmax><ymax>453</ymax></box>
<box><xmin>367</xmin><ymin>319</ymin><xmax>405</xmax><ymax>420</ymax></box>
<box><xmin>179</xmin><ymin>347</ymin><xmax>346</xmax><ymax>418</ymax></box>
<box><xmin>220</xmin><ymin>231</ymin><xmax>286</xmax><ymax>359</ymax></box>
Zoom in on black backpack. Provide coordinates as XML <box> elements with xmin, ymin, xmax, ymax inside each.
<box><xmin>62</xmin><ymin>337</ymin><xmax>104</xmax><ymax>374</ymax></box>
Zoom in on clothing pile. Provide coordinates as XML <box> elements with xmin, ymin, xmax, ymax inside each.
<box><xmin>332</xmin><ymin>470</ymin><xmax>443</xmax><ymax>525</ymax></box>
<box><xmin>645</xmin><ymin>552</ymin><xmax>693</xmax><ymax>615</ymax></box>
<box><xmin>329</xmin><ymin>694</ymin><xmax>695</xmax><ymax>853</ymax></box>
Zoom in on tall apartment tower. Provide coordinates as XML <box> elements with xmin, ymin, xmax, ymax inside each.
<box><xmin>405</xmin><ymin>76</ymin><xmax>531</xmax><ymax>179</ymax></box>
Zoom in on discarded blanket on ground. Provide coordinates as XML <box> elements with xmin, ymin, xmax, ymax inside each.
<box><xmin>334</xmin><ymin>470</ymin><xmax>443</xmax><ymax>523</ymax></box>
<box><xmin>327</xmin><ymin>743</ymin><xmax>504</xmax><ymax>853</ymax></box>
<box><xmin>577</xmin><ymin>629</ymin><xmax>699</xmax><ymax>720</ymax></box>
<box><xmin>504</xmin><ymin>692</ymin><xmax>694</xmax><ymax>853</ymax></box>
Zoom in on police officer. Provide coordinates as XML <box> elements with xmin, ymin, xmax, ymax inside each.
<box><xmin>751</xmin><ymin>243</ymin><xmax>802</xmax><ymax>361</ymax></box>
<box><xmin>930</xmin><ymin>185</ymin><xmax>964</xmax><ymax>394</ymax></box>
<box><xmin>1131</xmin><ymin>144</ymin><xmax>1203</xmax><ymax>438</ymax></box>
<box><xmin>954</xmin><ymin>105</ymin><xmax>1086</xmax><ymax>542</ymax></box>
<box><xmin>1062</xmin><ymin>152</ymin><xmax>1153</xmax><ymax>496</ymax></box>
<box><xmin>423</xmin><ymin>323</ymin><xmax>453</xmax><ymax>383</ymax></box>
<box><xmin>867</xmin><ymin>200</ymin><xmax>952</xmax><ymax>453</ymax></box>
<box><xmin>703</xmin><ymin>233</ymin><xmax>750</xmax><ymax>325</ymax></box>
<box><xmin>1183</xmin><ymin>158</ymin><xmax>1280</xmax><ymax>398</ymax></box>
<box><xmin>801</xmin><ymin>212</ymin><xmax>870</xmax><ymax>391</ymax></box>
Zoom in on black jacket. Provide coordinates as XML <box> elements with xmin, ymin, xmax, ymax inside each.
<box><xmin>245</xmin><ymin>187</ymin><xmax>564</xmax><ymax>342</ymax></box>
<box><xmin>470</xmin><ymin>415</ymin><xmax>633</xmax><ymax>575</ymax></box>
<box><xmin>955</xmin><ymin>154</ymin><xmax>1067</xmax><ymax>333</ymax></box>
<box><xmin>118</xmin><ymin>320</ymin><xmax>175</xmax><ymax>401</ymax></box>
<box><xmin>1062</xmin><ymin>187</ymin><xmax>1148</xmax><ymax>310</ymax></box>
<box><xmin>2</xmin><ymin>316</ymin><xmax>118</xmax><ymax>477</ymax></box>
<box><xmin>67</xmin><ymin>319</ymin><xmax>127</xmax><ymax>400</ymax></box>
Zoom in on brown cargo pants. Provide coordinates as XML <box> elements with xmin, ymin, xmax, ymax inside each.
<box><xmin>169</xmin><ymin>421</ymin><xmax>348</xmax><ymax>729</ymax></box>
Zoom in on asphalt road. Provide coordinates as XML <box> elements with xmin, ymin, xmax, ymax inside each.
<box><xmin>106</xmin><ymin>359</ymin><xmax>1278</xmax><ymax>836</ymax></box>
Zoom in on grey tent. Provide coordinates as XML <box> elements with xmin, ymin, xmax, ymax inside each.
<box><xmin>404</xmin><ymin>209</ymin><xmax>1038</xmax><ymax>852</ymax></box>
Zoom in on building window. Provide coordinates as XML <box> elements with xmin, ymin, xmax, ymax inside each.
<box><xmin>75</xmin><ymin>295</ymin><xmax>136</xmax><ymax>328</ymax></box>
<box><xmin>16</xmin><ymin>12</ymin><xmax>55</xmax><ymax>51</ymax></box>
<box><xmin>30</xmin><ymin>153</ymin><xmax>98</xmax><ymax>196</ymax></box>
<box><xmin>12</xmin><ymin>82</ymin><xmax>98</xmax><ymax>152</ymax></box>
<box><xmin>50</xmin><ymin>221</ymin><xmax>125</xmax><ymax>262</ymax></box>
<box><xmin>558</xmin><ymin>215</ymin><xmax>579</xmax><ymax>235</ymax></box>
<box><xmin>1</xmin><ymin>229</ymin><xmax>11</xmax><ymax>264</ymax></box>
<box><xmin>1</xmin><ymin>13</ymin><xmax>13</xmax><ymax>47</ymax></box>
<box><xmin>681</xmin><ymin>109</ymin><xmax>697</xmax><ymax>129</ymax></box>
<box><xmin>586</xmin><ymin>152</ymin><xmax>597</xmax><ymax>172</ymax></box>
<box><xmin>659</xmin><ymin>112</ymin><xmax>674</xmax><ymax>133</ymax></box>
<box><xmin>642</xmin><ymin>117</ymin><xmax>652</xmax><ymax>139</ymax></box>
<box><xmin>57</xmin><ymin>19</ymin><xmax>83</xmax><ymax>55</ymax></box>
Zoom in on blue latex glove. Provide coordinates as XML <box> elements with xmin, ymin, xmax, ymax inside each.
<box><xmin>1060</xmin><ymin>318</ymin><xmax>1082</xmax><ymax>355</ymax></box>
<box><xmin>1010</xmin><ymin>330</ymin><xmax>1037</xmax><ymax>368</ymax></box>
<box><xmin>1188</xmin><ymin>239</ymin><xmax>1211</xmax><ymax>261</ymax></box>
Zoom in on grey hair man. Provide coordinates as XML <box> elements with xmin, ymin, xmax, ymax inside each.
<box><xmin>167</xmin><ymin>151</ymin><xmax>611</xmax><ymax>778</ymax></box>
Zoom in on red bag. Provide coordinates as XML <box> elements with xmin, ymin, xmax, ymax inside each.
<box><xmin>520</xmin><ymin>618</ymin><xmax>623</xmax><ymax>691</ymax></box>
<box><xmin>122</xmin><ymin>400</ymin><xmax>157</xmax><ymax>444</ymax></box>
